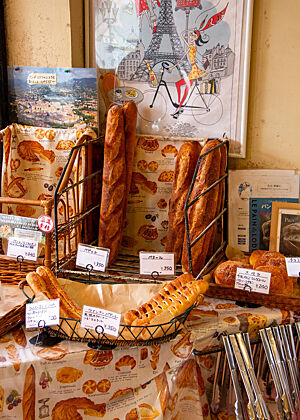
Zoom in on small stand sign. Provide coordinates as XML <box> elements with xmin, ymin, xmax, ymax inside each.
<box><xmin>26</xmin><ymin>299</ymin><xmax>60</xmax><ymax>329</ymax></box>
<box><xmin>7</xmin><ymin>237</ymin><xmax>38</xmax><ymax>261</ymax></box>
<box><xmin>285</xmin><ymin>257</ymin><xmax>300</xmax><ymax>278</ymax></box>
<box><xmin>235</xmin><ymin>267</ymin><xmax>271</xmax><ymax>295</ymax></box>
<box><xmin>139</xmin><ymin>252</ymin><xmax>175</xmax><ymax>276</ymax></box>
<box><xmin>76</xmin><ymin>244</ymin><xmax>110</xmax><ymax>272</ymax></box>
<box><xmin>81</xmin><ymin>305</ymin><xmax>121</xmax><ymax>337</ymax></box>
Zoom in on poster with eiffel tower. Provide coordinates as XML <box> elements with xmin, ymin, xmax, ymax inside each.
<box><xmin>95</xmin><ymin>0</ymin><xmax>253</xmax><ymax>157</ymax></box>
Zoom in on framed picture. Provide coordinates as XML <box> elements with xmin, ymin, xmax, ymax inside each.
<box><xmin>269</xmin><ymin>202</ymin><xmax>300</xmax><ymax>256</ymax></box>
<box><xmin>94</xmin><ymin>0</ymin><xmax>254</xmax><ymax>157</ymax></box>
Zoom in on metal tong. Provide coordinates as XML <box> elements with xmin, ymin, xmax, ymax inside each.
<box><xmin>260</xmin><ymin>327</ymin><xmax>295</xmax><ymax>420</ymax></box>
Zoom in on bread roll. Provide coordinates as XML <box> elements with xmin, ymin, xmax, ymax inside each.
<box><xmin>255</xmin><ymin>265</ymin><xmax>293</xmax><ymax>294</ymax></box>
<box><xmin>214</xmin><ymin>260</ymin><xmax>252</xmax><ymax>286</ymax></box>
<box><xmin>181</xmin><ymin>139</ymin><xmax>227</xmax><ymax>277</ymax></box>
<box><xmin>98</xmin><ymin>105</ymin><xmax>126</xmax><ymax>265</ymax></box>
<box><xmin>249</xmin><ymin>250</ymin><xmax>267</xmax><ymax>267</ymax></box>
<box><xmin>252</xmin><ymin>251</ymin><xmax>286</xmax><ymax>270</ymax></box>
<box><xmin>22</xmin><ymin>365</ymin><xmax>35</xmax><ymax>419</ymax></box>
<box><xmin>166</xmin><ymin>141</ymin><xmax>202</xmax><ymax>262</ymax></box>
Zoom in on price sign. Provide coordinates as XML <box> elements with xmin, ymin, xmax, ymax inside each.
<box><xmin>25</xmin><ymin>299</ymin><xmax>60</xmax><ymax>329</ymax></box>
<box><xmin>7</xmin><ymin>237</ymin><xmax>38</xmax><ymax>261</ymax></box>
<box><xmin>76</xmin><ymin>244</ymin><xmax>110</xmax><ymax>272</ymax></box>
<box><xmin>37</xmin><ymin>215</ymin><xmax>54</xmax><ymax>233</ymax></box>
<box><xmin>139</xmin><ymin>252</ymin><xmax>175</xmax><ymax>276</ymax></box>
<box><xmin>81</xmin><ymin>305</ymin><xmax>121</xmax><ymax>337</ymax></box>
<box><xmin>235</xmin><ymin>267</ymin><xmax>271</xmax><ymax>294</ymax></box>
<box><xmin>285</xmin><ymin>257</ymin><xmax>300</xmax><ymax>277</ymax></box>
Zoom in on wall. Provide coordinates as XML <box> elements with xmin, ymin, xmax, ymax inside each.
<box><xmin>4</xmin><ymin>0</ymin><xmax>300</xmax><ymax>170</ymax></box>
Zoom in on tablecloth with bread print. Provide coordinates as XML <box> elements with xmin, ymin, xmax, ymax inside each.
<box><xmin>0</xmin><ymin>295</ymin><xmax>293</xmax><ymax>420</ymax></box>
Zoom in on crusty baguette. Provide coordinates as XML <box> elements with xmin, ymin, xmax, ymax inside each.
<box><xmin>98</xmin><ymin>105</ymin><xmax>126</xmax><ymax>265</ymax></box>
<box><xmin>35</xmin><ymin>266</ymin><xmax>82</xmax><ymax>319</ymax></box>
<box><xmin>181</xmin><ymin>139</ymin><xmax>224</xmax><ymax>277</ymax></box>
<box><xmin>166</xmin><ymin>141</ymin><xmax>202</xmax><ymax>263</ymax></box>
<box><xmin>22</xmin><ymin>364</ymin><xmax>35</xmax><ymax>420</ymax></box>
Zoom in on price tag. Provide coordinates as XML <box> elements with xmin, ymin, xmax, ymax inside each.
<box><xmin>7</xmin><ymin>237</ymin><xmax>38</xmax><ymax>261</ymax></box>
<box><xmin>139</xmin><ymin>252</ymin><xmax>175</xmax><ymax>276</ymax></box>
<box><xmin>81</xmin><ymin>305</ymin><xmax>121</xmax><ymax>337</ymax></box>
<box><xmin>76</xmin><ymin>244</ymin><xmax>110</xmax><ymax>272</ymax></box>
<box><xmin>285</xmin><ymin>257</ymin><xmax>300</xmax><ymax>277</ymax></box>
<box><xmin>235</xmin><ymin>267</ymin><xmax>271</xmax><ymax>294</ymax></box>
<box><xmin>37</xmin><ymin>215</ymin><xmax>54</xmax><ymax>233</ymax></box>
<box><xmin>25</xmin><ymin>299</ymin><xmax>60</xmax><ymax>329</ymax></box>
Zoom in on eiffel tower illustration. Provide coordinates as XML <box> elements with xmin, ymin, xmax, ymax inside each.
<box><xmin>131</xmin><ymin>0</ymin><xmax>189</xmax><ymax>81</ymax></box>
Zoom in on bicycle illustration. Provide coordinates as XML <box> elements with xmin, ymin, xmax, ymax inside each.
<box><xmin>138</xmin><ymin>61</ymin><xmax>223</xmax><ymax>126</ymax></box>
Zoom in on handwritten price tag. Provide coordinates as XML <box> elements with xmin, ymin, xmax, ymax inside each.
<box><xmin>37</xmin><ymin>215</ymin><xmax>54</xmax><ymax>233</ymax></box>
<box><xmin>7</xmin><ymin>237</ymin><xmax>38</xmax><ymax>261</ymax></box>
<box><xmin>81</xmin><ymin>305</ymin><xmax>121</xmax><ymax>337</ymax></box>
<box><xmin>235</xmin><ymin>267</ymin><xmax>271</xmax><ymax>294</ymax></box>
<box><xmin>76</xmin><ymin>244</ymin><xmax>110</xmax><ymax>272</ymax></box>
<box><xmin>25</xmin><ymin>299</ymin><xmax>60</xmax><ymax>329</ymax></box>
<box><xmin>285</xmin><ymin>257</ymin><xmax>300</xmax><ymax>277</ymax></box>
<box><xmin>139</xmin><ymin>252</ymin><xmax>175</xmax><ymax>276</ymax></box>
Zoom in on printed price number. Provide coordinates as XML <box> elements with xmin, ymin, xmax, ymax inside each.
<box><xmin>140</xmin><ymin>252</ymin><xmax>175</xmax><ymax>276</ymax></box>
<box><xmin>285</xmin><ymin>257</ymin><xmax>300</xmax><ymax>277</ymax></box>
<box><xmin>25</xmin><ymin>299</ymin><xmax>60</xmax><ymax>329</ymax></box>
<box><xmin>37</xmin><ymin>215</ymin><xmax>54</xmax><ymax>233</ymax></box>
<box><xmin>235</xmin><ymin>267</ymin><xmax>271</xmax><ymax>295</ymax></box>
<box><xmin>7</xmin><ymin>237</ymin><xmax>38</xmax><ymax>261</ymax></box>
<box><xmin>76</xmin><ymin>244</ymin><xmax>110</xmax><ymax>272</ymax></box>
<box><xmin>80</xmin><ymin>305</ymin><xmax>121</xmax><ymax>337</ymax></box>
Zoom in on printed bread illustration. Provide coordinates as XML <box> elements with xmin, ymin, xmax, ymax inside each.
<box><xmin>148</xmin><ymin>161</ymin><xmax>159</xmax><ymax>172</ymax></box>
<box><xmin>138</xmin><ymin>224</ymin><xmax>158</xmax><ymax>241</ymax></box>
<box><xmin>56</xmin><ymin>140</ymin><xmax>75</xmax><ymax>150</ymax></box>
<box><xmin>115</xmin><ymin>355</ymin><xmax>136</xmax><ymax>371</ymax></box>
<box><xmin>56</xmin><ymin>367</ymin><xmax>83</xmax><ymax>383</ymax></box>
<box><xmin>7</xmin><ymin>176</ymin><xmax>28</xmax><ymax>198</ymax></box>
<box><xmin>161</xmin><ymin>144</ymin><xmax>178</xmax><ymax>157</ymax></box>
<box><xmin>130</xmin><ymin>172</ymin><xmax>157</xmax><ymax>195</ymax></box>
<box><xmin>17</xmin><ymin>140</ymin><xmax>55</xmax><ymax>163</ymax></box>
<box><xmin>83</xmin><ymin>349</ymin><xmax>113</xmax><ymax>367</ymax></box>
<box><xmin>158</xmin><ymin>170</ymin><xmax>174</xmax><ymax>182</ymax></box>
<box><xmin>138</xmin><ymin>403</ymin><xmax>160</xmax><ymax>420</ymax></box>
<box><xmin>82</xmin><ymin>380</ymin><xmax>97</xmax><ymax>394</ymax></box>
<box><xmin>137</xmin><ymin>136</ymin><xmax>159</xmax><ymax>151</ymax></box>
<box><xmin>166</xmin><ymin>141</ymin><xmax>202</xmax><ymax>263</ymax></box>
<box><xmin>97</xmin><ymin>379</ymin><xmax>111</xmax><ymax>393</ymax></box>
<box><xmin>6</xmin><ymin>344</ymin><xmax>21</xmax><ymax>371</ymax></box>
<box><xmin>12</xmin><ymin>326</ymin><xmax>27</xmax><ymax>347</ymax></box>
<box><xmin>110</xmin><ymin>388</ymin><xmax>133</xmax><ymax>400</ymax></box>
<box><xmin>37</xmin><ymin>346</ymin><xmax>68</xmax><ymax>361</ymax></box>
<box><xmin>52</xmin><ymin>397</ymin><xmax>106</xmax><ymax>420</ymax></box>
<box><xmin>157</xmin><ymin>198</ymin><xmax>167</xmax><ymax>209</ymax></box>
<box><xmin>0</xmin><ymin>385</ymin><xmax>3</xmax><ymax>412</ymax></box>
<box><xmin>22</xmin><ymin>364</ymin><xmax>35</xmax><ymax>420</ymax></box>
<box><xmin>181</xmin><ymin>139</ymin><xmax>227</xmax><ymax>277</ymax></box>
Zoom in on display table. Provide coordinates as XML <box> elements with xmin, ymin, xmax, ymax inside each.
<box><xmin>0</xmin><ymin>295</ymin><xmax>292</xmax><ymax>420</ymax></box>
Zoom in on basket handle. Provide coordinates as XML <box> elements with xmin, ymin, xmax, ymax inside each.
<box><xmin>18</xmin><ymin>279</ymin><xmax>35</xmax><ymax>303</ymax></box>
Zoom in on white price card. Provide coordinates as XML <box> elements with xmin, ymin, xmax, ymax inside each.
<box><xmin>7</xmin><ymin>237</ymin><xmax>38</xmax><ymax>261</ymax></box>
<box><xmin>81</xmin><ymin>305</ymin><xmax>121</xmax><ymax>337</ymax></box>
<box><xmin>76</xmin><ymin>244</ymin><xmax>110</xmax><ymax>272</ymax></box>
<box><xmin>235</xmin><ymin>267</ymin><xmax>271</xmax><ymax>295</ymax></box>
<box><xmin>139</xmin><ymin>252</ymin><xmax>175</xmax><ymax>276</ymax></box>
<box><xmin>25</xmin><ymin>299</ymin><xmax>60</xmax><ymax>329</ymax></box>
<box><xmin>285</xmin><ymin>257</ymin><xmax>300</xmax><ymax>277</ymax></box>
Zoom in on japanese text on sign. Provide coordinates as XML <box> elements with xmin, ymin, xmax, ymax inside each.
<box><xmin>27</xmin><ymin>72</ymin><xmax>57</xmax><ymax>85</ymax></box>
<box><xmin>7</xmin><ymin>237</ymin><xmax>38</xmax><ymax>261</ymax></box>
<box><xmin>285</xmin><ymin>257</ymin><xmax>300</xmax><ymax>277</ymax></box>
<box><xmin>76</xmin><ymin>244</ymin><xmax>110</xmax><ymax>272</ymax></box>
<box><xmin>25</xmin><ymin>299</ymin><xmax>60</xmax><ymax>329</ymax></box>
<box><xmin>37</xmin><ymin>215</ymin><xmax>54</xmax><ymax>233</ymax></box>
<box><xmin>235</xmin><ymin>267</ymin><xmax>271</xmax><ymax>295</ymax></box>
<box><xmin>81</xmin><ymin>305</ymin><xmax>121</xmax><ymax>337</ymax></box>
<box><xmin>139</xmin><ymin>252</ymin><xmax>175</xmax><ymax>276</ymax></box>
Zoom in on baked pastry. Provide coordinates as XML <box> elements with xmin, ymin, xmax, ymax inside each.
<box><xmin>52</xmin><ymin>398</ymin><xmax>106</xmax><ymax>420</ymax></box>
<box><xmin>157</xmin><ymin>198</ymin><xmax>167</xmax><ymax>209</ymax></box>
<box><xmin>6</xmin><ymin>344</ymin><xmax>21</xmax><ymax>371</ymax></box>
<box><xmin>115</xmin><ymin>355</ymin><xmax>136</xmax><ymax>371</ymax></box>
<box><xmin>37</xmin><ymin>345</ymin><xmax>67</xmax><ymax>361</ymax></box>
<box><xmin>181</xmin><ymin>140</ymin><xmax>227</xmax><ymax>277</ymax></box>
<box><xmin>110</xmin><ymin>388</ymin><xmax>133</xmax><ymax>400</ymax></box>
<box><xmin>56</xmin><ymin>140</ymin><xmax>75</xmax><ymax>150</ymax></box>
<box><xmin>158</xmin><ymin>170</ymin><xmax>174</xmax><ymax>182</ymax></box>
<box><xmin>252</xmin><ymin>251</ymin><xmax>286</xmax><ymax>270</ymax></box>
<box><xmin>97</xmin><ymin>379</ymin><xmax>111</xmax><ymax>393</ymax></box>
<box><xmin>45</xmin><ymin>129</ymin><xmax>56</xmax><ymax>140</ymax></box>
<box><xmin>161</xmin><ymin>144</ymin><xmax>178</xmax><ymax>157</ymax></box>
<box><xmin>224</xmin><ymin>316</ymin><xmax>237</xmax><ymax>324</ymax></box>
<box><xmin>82</xmin><ymin>380</ymin><xmax>97</xmax><ymax>394</ymax></box>
<box><xmin>137</xmin><ymin>160</ymin><xmax>147</xmax><ymax>171</ymax></box>
<box><xmin>83</xmin><ymin>349</ymin><xmax>113</xmax><ymax>367</ymax></box>
<box><xmin>56</xmin><ymin>367</ymin><xmax>83</xmax><ymax>383</ymax></box>
<box><xmin>12</xmin><ymin>326</ymin><xmax>27</xmax><ymax>347</ymax></box>
<box><xmin>137</xmin><ymin>136</ymin><xmax>159</xmax><ymax>151</ymax></box>
<box><xmin>138</xmin><ymin>224</ymin><xmax>158</xmax><ymax>241</ymax></box>
<box><xmin>148</xmin><ymin>161</ymin><xmax>159</xmax><ymax>172</ymax></box>
<box><xmin>165</xmin><ymin>141</ymin><xmax>202</xmax><ymax>263</ymax></box>
<box><xmin>255</xmin><ymin>265</ymin><xmax>293</xmax><ymax>294</ymax></box>
<box><xmin>22</xmin><ymin>364</ymin><xmax>35</xmax><ymax>419</ymax></box>
<box><xmin>98</xmin><ymin>105</ymin><xmax>127</xmax><ymax>265</ymax></box>
<box><xmin>214</xmin><ymin>260</ymin><xmax>252</xmax><ymax>286</ymax></box>
<box><xmin>7</xmin><ymin>176</ymin><xmax>27</xmax><ymax>198</ymax></box>
<box><xmin>249</xmin><ymin>250</ymin><xmax>267</xmax><ymax>267</ymax></box>
<box><xmin>17</xmin><ymin>141</ymin><xmax>55</xmax><ymax>163</ymax></box>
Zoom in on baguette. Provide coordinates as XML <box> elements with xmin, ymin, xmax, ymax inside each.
<box><xmin>98</xmin><ymin>105</ymin><xmax>127</xmax><ymax>265</ymax></box>
<box><xmin>166</xmin><ymin>141</ymin><xmax>202</xmax><ymax>263</ymax></box>
<box><xmin>181</xmin><ymin>139</ymin><xmax>224</xmax><ymax>277</ymax></box>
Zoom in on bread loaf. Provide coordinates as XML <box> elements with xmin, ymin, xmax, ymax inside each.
<box><xmin>22</xmin><ymin>364</ymin><xmax>35</xmax><ymax>420</ymax></box>
<box><xmin>181</xmin><ymin>139</ymin><xmax>227</xmax><ymax>277</ymax></box>
<box><xmin>166</xmin><ymin>141</ymin><xmax>202</xmax><ymax>262</ymax></box>
<box><xmin>98</xmin><ymin>105</ymin><xmax>127</xmax><ymax>265</ymax></box>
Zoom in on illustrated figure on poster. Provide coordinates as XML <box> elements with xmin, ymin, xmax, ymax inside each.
<box><xmin>135</xmin><ymin>0</ymin><xmax>161</xmax><ymax>33</ymax></box>
<box><xmin>168</xmin><ymin>3</ymin><xmax>228</xmax><ymax>118</ymax></box>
